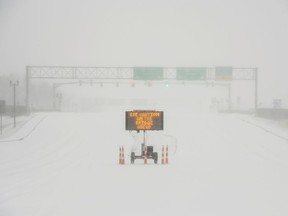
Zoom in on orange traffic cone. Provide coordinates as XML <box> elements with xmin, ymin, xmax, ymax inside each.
<box><xmin>119</xmin><ymin>146</ymin><xmax>122</xmax><ymax>164</ymax></box>
<box><xmin>161</xmin><ymin>145</ymin><xmax>165</xmax><ymax>164</ymax></box>
<box><xmin>165</xmin><ymin>145</ymin><xmax>169</xmax><ymax>164</ymax></box>
<box><xmin>144</xmin><ymin>145</ymin><xmax>147</xmax><ymax>164</ymax></box>
<box><xmin>122</xmin><ymin>146</ymin><xmax>125</xmax><ymax>165</ymax></box>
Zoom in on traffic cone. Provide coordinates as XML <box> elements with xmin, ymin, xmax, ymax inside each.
<box><xmin>122</xmin><ymin>146</ymin><xmax>125</xmax><ymax>165</ymax></box>
<box><xmin>161</xmin><ymin>145</ymin><xmax>165</xmax><ymax>164</ymax></box>
<box><xmin>165</xmin><ymin>145</ymin><xmax>169</xmax><ymax>164</ymax></box>
<box><xmin>119</xmin><ymin>146</ymin><xmax>122</xmax><ymax>164</ymax></box>
<box><xmin>144</xmin><ymin>145</ymin><xmax>147</xmax><ymax>164</ymax></box>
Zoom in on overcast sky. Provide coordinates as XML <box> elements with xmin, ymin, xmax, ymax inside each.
<box><xmin>0</xmin><ymin>0</ymin><xmax>288</xmax><ymax>105</ymax></box>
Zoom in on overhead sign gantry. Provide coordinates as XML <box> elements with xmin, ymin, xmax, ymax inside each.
<box><xmin>25</xmin><ymin>66</ymin><xmax>258</xmax><ymax>112</ymax></box>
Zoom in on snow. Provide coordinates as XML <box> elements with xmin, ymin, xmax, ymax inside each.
<box><xmin>0</xmin><ymin>110</ymin><xmax>288</xmax><ymax>216</ymax></box>
<box><xmin>0</xmin><ymin>114</ymin><xmax>34</xmax><ymax>139</ymax></box>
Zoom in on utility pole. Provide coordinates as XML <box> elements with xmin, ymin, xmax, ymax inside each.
<box><xmin>26</xmin><ymin>66</ymin><xmax>30</xmax><ymax>114</ymax></box>
<box><xmin>0</xmin><ymin>100</ymin><xmax>4</xmax><ymax>135</ymax></box>
<box><xmin>10</xmin><ymin>80</ymin><xmax>19</xmax><ymax>128</ymax></box>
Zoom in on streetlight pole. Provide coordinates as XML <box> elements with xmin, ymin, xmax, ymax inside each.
<box><xmin>10</xmin><ymin>80</ymin><xmax>19</xmax><ymax>128</ymax></box>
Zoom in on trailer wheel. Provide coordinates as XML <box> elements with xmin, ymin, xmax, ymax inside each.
<box><xmin>131</xmin><ymin>152</ymin><xmax>135</xmax><ymax>164</ymax></box>
<box><xmin>153</xmin><ymin>152</ymin><xmax>158</xmax><ymax>164</ymax></box>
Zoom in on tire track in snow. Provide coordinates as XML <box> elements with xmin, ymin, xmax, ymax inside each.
<box><xmin>240</xmin><ymin>118</ymin><xmax>288</xmax><ymax>142</ymax></box>
<box><xmin>0</xmin><ymin>115</ymin><xmax>48</xmax><ymax>143</ymax></box>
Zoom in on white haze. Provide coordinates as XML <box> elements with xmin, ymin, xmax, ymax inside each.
<box><xmin>1</xmin><ymin>1</ymin><xmax>288</xmax><ymax>215</ymax></box>
<box><xmin>0</xmin><ymin>0</ymin><xmax>288</xmax><ymax>107</ymax></box>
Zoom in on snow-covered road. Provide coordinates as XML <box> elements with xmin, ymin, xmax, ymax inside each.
<box><xmin>0</xmin><ymin>111</ymin><xmax>288</xmax><ymax>216</ymax></box>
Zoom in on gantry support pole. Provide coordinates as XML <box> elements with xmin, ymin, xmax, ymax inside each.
<box><xmin>26</xmin><ymin>66</ymin><xmax>30</xmax><ymax>114</ymax></box>
<box><xmin>254</xmin><ymin>68</ymin><xmax>258</xmax><ymax>114</ymax></box>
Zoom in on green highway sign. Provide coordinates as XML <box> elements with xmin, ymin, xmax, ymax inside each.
<box><xmin>133</xmin><ymin>67</ymin><xmax>164</xmax><ymax>80</ymax></box>
<box><xmin>177</xmin><ymin>67</ymin><xmax>207</xmax><ymax>80</ymax></box>
<box><xmin>215</xmin><ymin>67</ymin><xmax>233</xmax><ymax>81</ymax></box>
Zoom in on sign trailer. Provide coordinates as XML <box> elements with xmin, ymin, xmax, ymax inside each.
<box><xmin>125</xmin><ymin>110</ymin><xmax>164</xmax><ymax>164</ymax></box>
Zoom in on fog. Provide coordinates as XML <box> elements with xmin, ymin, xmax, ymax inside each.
<box><xmin>0</xmin><ymin>0</ymin><xmax>288</xmax><ymax>108</ymax></box>
<box><xmin>1</xmin><ymin>1</ymin><xmax>288</xmax><ymax>215</ymax></box>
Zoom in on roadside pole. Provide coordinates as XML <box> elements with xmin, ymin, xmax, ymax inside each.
<box><xmin>0</xmin><ymin>100</ymin><xmax>5</xmax><ymax>135</ymax></box>
<box><xmin>10</xmin><ymin>80</ymin><xmax>19</xmax><ymax>128</ymax></box>
<box><xmin>0</xmin><ymin>113</ymin><xmax>2</xmax><ymax>135</ymax></box>
<box><xmin>254</xmin><ymin>68</ymin><xmax>258</xmax><ymax>113</ymax></box>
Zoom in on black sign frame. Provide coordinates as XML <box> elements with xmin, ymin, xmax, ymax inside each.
<box><xmin>125</xmin><ymin>110</ymin><xmax>164</xmax><ymax>131</ymax></box>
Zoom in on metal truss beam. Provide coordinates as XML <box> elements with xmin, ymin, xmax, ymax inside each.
<box><xmin>27</xmin><ymin>66</ymin><xmax>256</xmax><ymax>81</ymax></box>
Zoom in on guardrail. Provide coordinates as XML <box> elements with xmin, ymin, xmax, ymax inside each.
<box><xmin>256</xmin><ymin>108</ymin><xmax>288</xmax><ymax>119</ymax></box>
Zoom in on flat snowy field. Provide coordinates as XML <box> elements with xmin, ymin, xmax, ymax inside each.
<box><xmin>0</xmin><ymin>110</ymin><xmax>288</xmax><ymax>216</ymax></box>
